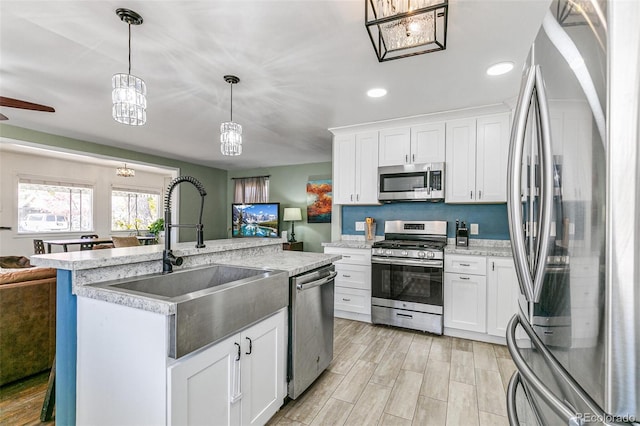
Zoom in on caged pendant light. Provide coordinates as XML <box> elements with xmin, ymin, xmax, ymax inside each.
<box><xmin>220</xmin><ymin>75</ymin><xmax>242</xmax><ymax>156</ymax></box>
<box><xmin>112</xmin><ymin>8</ymin><xmax>147</xmax><ymax>126</ymax></box>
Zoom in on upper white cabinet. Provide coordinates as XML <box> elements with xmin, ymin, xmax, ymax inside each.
<box><xmin>378</xmin><ymin>122</ymin><xmax>445</xmax><ymax>166</ymax></box>
<box><xmin>333</xmin><ymin>132</ymin><xmax>379</xmax><ymax>205</ymax></box>
<box><xmin>446</xmin><ymin>113</ymin><xmax>510</xmax><ymax>203</ymax></box>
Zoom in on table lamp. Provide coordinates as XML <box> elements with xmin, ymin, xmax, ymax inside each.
<box><xmin>283</xmin><ymin>207</ymin><xmax>302</xmax><ymax>242</ymax></box>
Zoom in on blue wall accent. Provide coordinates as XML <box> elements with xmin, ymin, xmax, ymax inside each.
<box><xmin>342</xmin><ymin>202</ymin><xmax>510</xmax><ymax>239</ymax></box>
<box><xmin>56</xmin><ymin>269</ymin><xmax>76</xmax><ymax>426</ymax></box>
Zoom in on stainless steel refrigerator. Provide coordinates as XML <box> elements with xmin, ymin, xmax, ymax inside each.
<box><xmin>505</xmin><ymin>0</ymin><xmax>639</xmax><ymax>425</ymax></box>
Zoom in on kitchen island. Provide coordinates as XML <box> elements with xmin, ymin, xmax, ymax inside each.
<box><xmin>30</xmin><ymin>239</ymin><xmax>340</xmax><ymax>426</ymax></box>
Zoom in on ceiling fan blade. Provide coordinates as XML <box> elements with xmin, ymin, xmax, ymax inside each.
<box><xmin>0</xmin><ymin>113</ymin><xmax>8</xmax><ymax>121</ymax></box>
<box><xmin>0</xmin><ymin>96</ymin><xmax>55</xmax><ymax>113</ymax></box>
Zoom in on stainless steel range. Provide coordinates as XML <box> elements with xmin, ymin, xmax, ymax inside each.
<box><xmin>371</xmin><ymin>220</ymin><xmax>447</xmax><ymax>335</ymax></box>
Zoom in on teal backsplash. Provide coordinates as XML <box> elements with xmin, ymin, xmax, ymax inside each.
<box><xmin>342</xmin><ymin>203</ymin><xmax>510</xmax><ymax>239</ymax></box>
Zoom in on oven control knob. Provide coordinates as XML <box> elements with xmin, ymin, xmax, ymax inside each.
<box><xmin>417</xmin><ymin>251</ymin><xmax>426</xmax><ymax>258</ymax></box>
<box><xmin>427</xmin><ymin>251</ymin><xmax>435</xmax><ymax>259</ymax></box>
<box><xmin>385</xmin><ymin>250</ymin><xmax>393</xmax><ymax>255</ymax></box>
<box><xmin>401</xmin><ymin>250</ymin><xmax>408</xmax><ymax>256</ymax></box>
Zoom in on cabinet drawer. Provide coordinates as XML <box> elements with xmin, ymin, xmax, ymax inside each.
<box><xmin>324</xmin><ymin>247</ymin><xmax>372</xmax><ymax>265</ymax></box>
<box><xmin>334</xmin><ymin>264</ymin><xmax>369</xmax><ymax>290</ymax></box>
<box><xmin>334</xmin><ymin>287</ymin><xmax>371</xmax><ymax>315</ymax></box>
<box><xmin>445</xmin><ymin>254</ymin><xmax>486</xmax><ymax>275</ymax></box>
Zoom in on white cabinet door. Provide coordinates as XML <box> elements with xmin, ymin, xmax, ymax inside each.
<box><xmin>486</xmin><ymin>257</ymin><xmax>519</xmax><ymax>337</ymax></box>
<box><xmin>378</xmin><ymin>127</ymin><xmax>410</xmax><ymax>166</ymax></box>
<box><xmin>444</xmin><ymin>272</ymin><xmax>487</xmax><ymax>333</ymax></box>
<box><xmin>445</xmin><ymin>118</ymin><xmax>477</xmax><ymax>203</ymax></box>
<box><xmin>476</xmin><ymin>113</ymin><xmax>510</xmax><ymax>202</ymax></box>
<box><xmin>168</xmin><ymin>335</ymin><xmax>240</xmax><ymax>426</ymax></box>
<box><xmin>411</xmin><ymin>122</ymin><xmax>446</xmax><ymax>164</ymax></box>
<box><xmin>355</xmin><ymin>131</ymin><xmax>379</xmax><ymax>204</ymax></box>
<box><xmin>333</xmin><ymin>134</ymin><xmax>356</xmax><ymax>204</ymax></box>
<box><xmin>241</xmin><ymin>310</ymin><xmax>286</xmax><ymax>426</ymax></box>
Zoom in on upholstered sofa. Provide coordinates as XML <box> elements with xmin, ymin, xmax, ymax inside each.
<box><xmin>0</xmin><ymin>258</ymin><xmax>56</xmax><ymax>386</ymax></box>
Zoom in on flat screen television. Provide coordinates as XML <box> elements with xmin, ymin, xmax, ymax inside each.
<box><xmin>231</xmin><ymin>203</ymin><xmax>280</xmax><ymax>238</ymax></box>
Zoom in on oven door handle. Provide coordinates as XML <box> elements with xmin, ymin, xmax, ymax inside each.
<box><xmin>371</xmin><ymin>257</ymin><xmax>443</xmax><ymax>268</ymax></box>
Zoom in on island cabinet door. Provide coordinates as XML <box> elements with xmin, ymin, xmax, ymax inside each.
<box><xmin>168</xmin><ymin>334</ymin><xmax>241</xmax><ymax>426</ymax></box>
<box><xmin>240</xmin><ymin>309</ymin><xmax>286</xmax><ymax>426</ymax></box>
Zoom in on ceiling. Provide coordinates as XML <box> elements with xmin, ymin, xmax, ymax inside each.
<box><xmin>0</xmin><ymin>0</ymin><xmax>551</xmax><ymax>171</ymax></box>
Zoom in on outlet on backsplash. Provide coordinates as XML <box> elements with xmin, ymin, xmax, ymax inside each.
<box><xmin>470</xmin><ymin>223</ymin><xmax>479</xmax><ymax>235</ymax></box>
<box><xmin>355</xmin><ymin>221</ymin><xmax>365</xmax><ymax>231</ymax></box>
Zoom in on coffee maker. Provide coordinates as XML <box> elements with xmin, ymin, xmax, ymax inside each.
<box><xmin>455</xmin><ymin>220</ymin><xmax>468</xmax><ymax>247</ymax></box>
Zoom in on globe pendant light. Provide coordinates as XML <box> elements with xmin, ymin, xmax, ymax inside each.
<box><xmin>221</xmin><ymin>75</ymin><xmax>242</xmax><ymax>156</ymax></box>
<box><xmin>112</xmin><ymin>8</ymin><xmax>147</xmax><ymax>126</ymax></box>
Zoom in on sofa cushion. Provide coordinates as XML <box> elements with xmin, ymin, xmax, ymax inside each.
<box><xmin>0</xmin><ymin>256</ymin><xmax>32</xmax><ymax>268</ymax></box>
<box><xmin>0</xmin><ymin>267</ymin><xmax>57</xmax><ymax>285</ymax></box>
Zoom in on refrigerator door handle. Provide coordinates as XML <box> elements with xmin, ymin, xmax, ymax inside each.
<box><xmin>507</xmin><ymin>63</ymin><xmax>537</xmax><ymax>302</ymax></box>
<box><xmin>506</xmin><ymin>370</ymin><xmax>523</xmax><ymax>426</ymax></box>
<box><xmin>531</xmin><ymin>66</ymin><xmax>554</xmax><ymax>302</ymax></box>
<box><xmin>507</xmin><ymin>314</ymin><xmax>628</xmax><ymax>425</ymax></box>
<box><xmin>506</xmin><ymin>315</ymin><xmax>583</xmax><ymax>424</ymax></box>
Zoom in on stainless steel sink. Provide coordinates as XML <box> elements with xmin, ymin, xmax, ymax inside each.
<box><xmin>91</xmin><ymin>264</ymin><xmax>288</xmax><ymax>358</ymax></box>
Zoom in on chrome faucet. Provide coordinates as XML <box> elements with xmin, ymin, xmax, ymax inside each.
<box><xmin>163</xmin><ymin>176</ymin><xmax>207</xmax><ymax>273</ymax></box>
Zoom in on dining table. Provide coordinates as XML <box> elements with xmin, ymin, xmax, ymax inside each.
<box><xmin>42</xmin><ymin>236</ymin><xmax>156</xmax><ymax>253</ymax></box>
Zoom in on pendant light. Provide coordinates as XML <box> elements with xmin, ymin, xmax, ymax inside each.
<box><xmin>112</xmin><ymin>8</ymin><xmax>147</xmax><ymax>126</ymax></box>
<box><xmin>220</xmin><ymin>75</ymin><xmax>242</xmax><ymax>156</ymax></box>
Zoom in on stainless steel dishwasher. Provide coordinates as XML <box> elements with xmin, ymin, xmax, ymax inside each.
<box><xmin>288</xmin><ymin>264</ymin><xmax>336</xmax><ymax>399</ymax></box>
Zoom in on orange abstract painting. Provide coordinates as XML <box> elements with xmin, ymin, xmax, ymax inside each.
<box><xmin>307</xmin><ymin>178</ymin><xmax>332</xmax><ymax>223</ymax></box>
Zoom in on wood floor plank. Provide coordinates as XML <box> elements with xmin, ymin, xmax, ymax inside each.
<box><xmin>384</xmin><ymin>369</ymin><xmax>423</xmax><ymax>420</ymax></box>
<box><xmin>344</xmin><ymin>382</ymin><xmax>391</xmax><ymax>426</ymax></box>
<box><xmin>309</xmin><ymin>397</ymin><xmax>353</xmax><ymax>426</ymax></box>
<box><xmin>285</xmin><ymin>371</ymin><xmax>345</xmax><ymax>424</ymax></box>
<box><xmin>371</xmin><ymin>350</ymin><xmax>406</xmax><ymax>388</ymax></box>
<box><xmin>379</xmin><ymin>413</ymin><xmax>413</xmax><ymax>426</ymax></box>
<box><xmin>332</xmin><ymin>360</ymin><xmax>377</xmax><ymax>404</ymax></box>
<box><xmin>446</xmin><ymin>381</ymin><xmax>479</xmax><ymax>426</ymax></box>
<box><xmin>420</xmin><ymin>360</ymin><xmax>450</xmax><ymax>401</ymax></box>
<box><xmin>428</xmin><ymin>337</ymin><xmax>452</xmax><ymax>363</ymax></box>
<box><xmin>497</xmin><ymin>357</ymin><xmax>517</xmax><ymax>392</ymax></box>
<box><xmin>479</xmin><ymin>411</ymin><xmax>509</xmax><ymax>426</ymax></box>
<box><xmin>450</xmin><ymin>349</ymin><xmax>476</xmax><ymax>386</ymax></box>
<box><xmin>475</xmin><ymin>368</ymin><xmax>507</xmax><ymax>416</ymax></box>
<box><xmin>472</xmin><ymin>342</ymin><xmax>499</xmax><ymax>372</ymax></box>
<box><xmin>413</xmin><ymin>396</ymin><xmax>447</xmax><ymax>426</ymax></box>
<box><xmin>328</xmin><ymin>343</ymin><xmax>368</xmax><ymax>375</ymax></box>
<box><xmin>401</xmin><ymin>340</ymin><xmax>431</xmax><ymax>373</ymax></box>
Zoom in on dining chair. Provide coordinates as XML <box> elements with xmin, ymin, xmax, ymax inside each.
<box><xmin>111</xmin><ymin>236</ymin><xmax>140</xmax><ymax>248</ymax></box>
<box><xmin>33</xmin><ymin>239</ymin><xmax>46</xmax><ymax>254</ymax></box>
<box><xmin>80</xmin><ymin>234</ymin><xmax>99</xmax><ymax>251</ymax></box>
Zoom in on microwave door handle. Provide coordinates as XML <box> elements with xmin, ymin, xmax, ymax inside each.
<box><xmin>426</xmin><ymin>167</ymin><xmax>431</xmax><ymax>194</ymax></box>
<box><xmin>507</xmin><ymin>63</ymin><xmax>537</xmax><ymax>302</ymax></box>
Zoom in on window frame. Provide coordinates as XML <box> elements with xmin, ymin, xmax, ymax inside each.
<box><xmin>16</xmin><ymin>175</ymin><xmax>96</xmax><ymax>235</ymax></box>
<box><xmin>110</xmin><ymin>185</ymin><xmax>163</xmax><ymax>233</ymax></box>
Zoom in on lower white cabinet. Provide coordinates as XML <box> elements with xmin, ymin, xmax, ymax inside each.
<box><xmin>486</xmin><ymin>257</ymin><xmax>519</xmax><ymax>337</ymax></box>
<box><xmin>169</xmin><ymin>309</ymin><xmax>286</xmax><ymax>426</ymax></box>
<box><xmin>444</xmin><ymin>270</ymin><xmax>487</xmax><ymax>333</ymax></box>
<box><xmin>444</xmin><ymin>254</ymin><xmax>519</xmax><ymax>340</ymax></box>
<box><xmin>323</xmin><ymin>246</ymin><xmax>372</xmax><ymax>322</ymax></box>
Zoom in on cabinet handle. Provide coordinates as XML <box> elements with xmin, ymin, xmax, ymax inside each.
<box><xmin>245</xmin><ymin>337</ymin><xmax>252</xmax><ymax>355</ymax></box>
<box><xmin>357</xmin><ymin>194</ymin><xmax>360</xmax><ymax>201</ymax></box>
<box><xmin>459</xmin><ymin>276</ymin><xmax>470</xmax><ymax>280</ymax></box>
<box><xmin>342</xmin><ymin>274</ymin><xmax>351</xmax><ymax>278</ymax></box>
<box><xmin>405</xmin><ymin>154</ymin><xmax>409</xmax><ymax>163</ymax></box>
<box><xmin>492</xmin><ymin>262</ymin><xmax>495</xmax><ymax>271</ymax></box>
<box><xmin>412</xmin><ymin>154</ymin><xmax>415</xmax><ymax>162</ymax></box>
<box><xmin>350</xmin><ymin>194</ymin><xmax>354</xmax><ymax>201</ymax></box>
<box><xmin>343</xmin><ymin>255</ymin><xmax>352</xmax><ymax>258</ymax></box>
<box><xmin>342</xmin><ymin>298</ymin><xmax>351</xmax><ymax>302</ymax></box>
<box><xmin>470</xmin><ymin>191</ymin><xmax>473</xmax><ymax>199</ymax></box>
<box><xmin>459</xmin><ymin>263</ymin><xmax>471</xmax><ymax>267</ymax></box>
<box><xmin>234</xmin><ymin>342</ymin><xmax>241</xmax><ymax>361</ymax></box>
<box><xmin>396</xmin><ymin>313</ymin><xmax>413</xmax><ymax>319</ymax></box>
<box><xmin>479</xmin><ymin>190</ymin><xmax>482</xmax><ymax>199</ymax></box>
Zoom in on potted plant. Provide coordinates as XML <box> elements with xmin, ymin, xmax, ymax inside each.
<box><xmin>147</xmin><ymin>218</ymin><xmax>165</xmax><ymax>244</ymax></box>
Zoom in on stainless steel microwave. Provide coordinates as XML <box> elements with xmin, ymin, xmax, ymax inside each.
<box><xmin>378</xmin><ymin>163</ymin><xmax>445</xmax><ymax>202</ymax></box>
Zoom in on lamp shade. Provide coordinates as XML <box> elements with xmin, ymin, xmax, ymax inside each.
<box><xmin>283</xmin><ymin>207</ymin><xmax>302</xmax><ymax>222</ymax></box>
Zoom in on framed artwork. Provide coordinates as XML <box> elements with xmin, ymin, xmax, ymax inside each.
<box><xmin>306</xmin><ymin>177</ymin><xmax>332</xmax><ymax>223</ymax></box>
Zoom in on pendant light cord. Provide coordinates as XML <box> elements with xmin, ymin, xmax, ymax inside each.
<box><xmin>230</xmin><ymin>82</ymin><xmax>233</xmax><ymax>121</ymax></box>
<box><xmin>128</xmin><ymin>23</ymin><xmax>132</xmax><ymax>75</ymax></box>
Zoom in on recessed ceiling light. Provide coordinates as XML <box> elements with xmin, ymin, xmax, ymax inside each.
<box><xmin>367</xmin><ymin>88</ymin><xmax>387</xmax><ymax>98</ymax></box>
<box><xmin>486</xmin><ymin>62</ymin><xmax>515</xmax><ymax>76</ymax></box>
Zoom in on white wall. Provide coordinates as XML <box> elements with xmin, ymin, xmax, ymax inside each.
<box><xmin>0</xmin><ymin>149</ymin><xmax>175</xmax><ymax>257</ymax></box>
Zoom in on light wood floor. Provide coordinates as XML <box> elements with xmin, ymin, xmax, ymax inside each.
<box><xmin>0</xmin><ymin>371</ymin><xmax>53</xmax><ymax>426</ymax></box>
<box><xmin>268</xmin><ymin>318</ymin><xmax>517</xmax><ymax>426</ymax></box>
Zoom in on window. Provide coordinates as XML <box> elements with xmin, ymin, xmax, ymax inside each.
<box><xmin>233</xmin><ymin>176</ymin><xmax>270</xmax><ymax>203</ymax></box>
<box><xmin>111</xmin><ymin>188</ymin><xmax>160</xmax><ymax>232</ymax></box>
<box><xmin>18</xmin><ymin>179</ymin><xmax>93</xmax><ymax>233</ymax></box>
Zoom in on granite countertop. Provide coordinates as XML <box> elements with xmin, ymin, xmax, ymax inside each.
<box><xmin>29</xmin><ymin>238</ymin><xmax>282</xmax><ymax>271</ymax></box>
<box><xmin>322</xmin><ymin>241</ymin><xmax>375</xmax><ymax>249</ymax></box>
<box><xmin>445</xmin><ymin>239</ymin><xmax>513</xmax><ymax>257</ymax></box>
<box><xmin>58</xmin><ymin>244</ymin><xmax>341</xmax><ymax>315</ymax></box>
